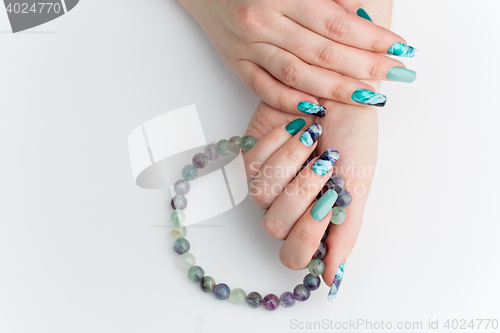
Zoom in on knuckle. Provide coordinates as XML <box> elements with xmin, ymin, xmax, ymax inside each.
<box><xmin>316</xmin><ymin>44</ymin><xmax>338</xmax><ymax>68</ymax></box>
<box><xmin>294</xmin><ymin>226</ymin><xmax>316</xmax><ymax>245</ymax></box>
<box><xmin>340</xmin><ymin>234</ymin><xmax>358</xmax><ymax>255</ymax></box>
<box><xmin>323</xmin><ymin>14</ymin><xmax>349</xmax><ymax>41</ymax></box>
<box><xmin>280</xmin><ymin>250</ymin><xmax>307</xmax><ymax>270</ymax></box>
<box><xmin>369</xmin><ymin>31</ymin><xmax>386</xmax><ymax>52</ymax></box>
<box><xmin>366</xmin><ymin>56</ymin><xmax>383</xmax><ymax>78</ymax></box>
<box><xmin>262</xmin><ymin>215</ymin><xmax>287</xmax><ymax>240</ymax></box>
<box><xmin>296</xmin><ymin>180</ymin><xmax>322</xmax><ymax>200</ymax></box>
<box><xmin>275</xmin><ymin>91</ymin><xmax>289</xmax><ymax>111</ymax></box>
<box><xmin>329</xmin><ymin>80</ymin><xmax>343</xmax><ymax>98</ymax></box>
<box><xmin>280</xmin><ymin>62</ymin><xmax>301</xmax><ymax>87</ymax></box>
<box><xmin>283</xmin><ymin>146</ymin><xmax>306</xmax><ymax>166</ymax></box>
<box><xmin>249</xmin><ymin>184</ymin><xmax>271</xmax><ymax>210</ymax></box>
<box><xmin>247</xmin><ymin>72</ymin><xmax>266</xmax><ymax>98</ymax></box>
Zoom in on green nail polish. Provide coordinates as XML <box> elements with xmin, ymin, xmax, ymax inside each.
<box><xmin>386</xmin><ymin>67</ymin><xmax>417</xmax><ymax>83</ymax></box>
<box><xmin>351</xmin><ymin>89</ymin><xmax>387</xmax><ymax>107</ymax></box>
<box><xmin>311</xmin><ymin>189</ymin><xmax>338</xmax><ymax>221</ymax></box>
<box><xmin>356</xmin><ymin>8</ymin><xmax>373</xmax><ymax>22</ymax></box>
<box><xmin>387</xmin><ymin>43</ymin><xmax>417</xmax><ymax>57</ymax></box>
<box><xmin>285</xmin><ymin>118</ymin><xmax>306</xmax><ymax>135</ymax></box>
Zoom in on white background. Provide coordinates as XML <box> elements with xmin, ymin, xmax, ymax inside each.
<box><xmin>1</xmin><ymin>1</ymin><xmax>499</xmax><ymax>332</ymax></box>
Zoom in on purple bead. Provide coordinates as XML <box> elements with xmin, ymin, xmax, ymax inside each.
<box><xmin>327</xmin><ymin>174</ymin><xmax>345</xmax><ymax>193</ymax></box>
<box><xmin>303</xmin><ymin>274</ymin><xmax>321</xmax><ymax>291</ymax></box>
<box><xmin>293</xmin><ymin>284</ymin><xmax>311</xmax><ymax>302</ymax></box>
<box><xmin>204</xmin><ymin>143</ymin><xmax>220</xmax><ymax>161</ymax></box>
<box><xmin>336</xmin><ymin>189</ymin><xmax>352</xmax><ymax>207</ymax></box>
<box><xmin>313</xmin><ymin>242</ymin><xmax>328</xmax><ymax>260</ymax></box>
<box><xmin>192</xmin><ymin>153</ymin><xmax>208</xmax><ymax>169</ymax></box>
<box><xmin>262</xmin><ymin>294</ymin><xmax>280</xmax><ymax>311</ymax></box>
<box><xmin>171</xmin><ymin>194</ymin><xmax>187</xmax><ymax>210</ymax></box>
<box><xmin>173</xmin><ymin>238</ymin><xmax>190</xmax><ymax>255</ymax></box>
<box><xmin>245</xmin><ymin>291</ymin><xmax>263</xmax><ymax>309</ymax></box>
<box><xmin>174</xmin><ymin>179</ymin><xmax>190</xmax><ymax>195</ymax></box>
<box><xmin>279</xmin><ymin>291</ymin><xmax>296</xmax><ymax>308</ymax></box>
<box><xmin>213</xmin><ymin>283</ymin><xmax>230</xmax><ymax>300</ymax></box>
<box><xmin>321</xmin><ymin>230</ymin><xmax>328</xmax><ymax>243</ymax></box>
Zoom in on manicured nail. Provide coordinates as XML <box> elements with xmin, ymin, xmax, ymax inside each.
<box><xmin>311</xmin><ymin>189</ymin><xmax>338</xmax><ymax>221</ymax></box>
<box><xmin>356</xmin><ymin>8</ymin><xmax>372</xmax><ymax>22</ymax></box>
<box><xmin>386</xmin><ymin>67</ymin><xmax>417</xmax><ymax>83</ymax></box>
<box><xmin>327</xmin><ymin>263</ymin><xmax>345</xmax><ymax>302</ymax></box>
<box><xmin>285</xmin><ymin>118</ymin><xmax>306</xmax><ymax>135</ymax></box>
<box><xmin>387</xmin><ymin>42</ymin><xmax>417</xmax><ymax>57</ymax></box>
<box><xmin>297</xmin><ymin>101</ymin><xmax>327</xmax><ymax>117</ymax></box>
<box><xmin>311</xmin><ymin>148</ymin><xmax>340</xmax><ymax>176</ymax></box>
<box><xmin>299</xmin><ymin>123</ymin><xmax>322</xmax><ymax>147</ymax></box>
<box><xmin>351</xmin><ymin>89</ymin><xmax>387</xmax><ymax>107</ymax></box>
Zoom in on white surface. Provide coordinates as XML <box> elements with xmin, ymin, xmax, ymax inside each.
<box><xmin>1</xmin><ymin>0</ymin><xmax>499</xmax><ymax>332</ymax></box>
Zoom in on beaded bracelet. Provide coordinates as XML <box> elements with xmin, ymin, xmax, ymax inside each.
<box><xmin>169</xmin><ymin>135</ymin><xmax>352</xmax><ymax>310</ymax></box>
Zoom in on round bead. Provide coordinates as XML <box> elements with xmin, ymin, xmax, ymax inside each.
<box><xmin>240</xmin><ymin>135</ymin><xmax>257</xmax><ymax>152</ymax></box>
<box><xmin>327</xmin><ymin>174</ymin><xmax>345</xmax><ymax>193</ymax></box>
<box><xmin>262</xmin><ymin>294</ymin><xmax>280</xmax><ymax>311</ymax></box>
<box><xmin>308</xmin><ymin>259</ymin><xmax>326</xmax><ymax>276</ymax></box>
<box><xmin>204</xmin><ymin>143</ymin><xmax>220</xmax><ymax>161</ymax></box>
<box><xmin>200</xmin><ymin>276</ymin><xmax>216</xmax><ymax>293</ymax></box>
<box><xmin>174</xmin><ymin>179</ymin><xmax>190</xmax><ymax>195</ymax></box>
<box><xmin>336</xmin><ymin>189</ymin><xmax>352</xmax><ymax>207</ymax></box>
<box><xmin>171</xmin><ymin>225</ymin><xmax>187</xmax><ymax>239</ymax></box>
<box><xmin>178</xmin><ymin>253</ymin><xmax>196</xmax><ymax>270</ymax></box>
<box><xmin>293</xmin><ymin>284</ymin><xmax>311</xmax><ymax>302</ymax></box>
<box><xmin>216</xmin><ymin>139</ymin><xmax>230</xmax><ymax>156</ymax></box>
<box><xmin>187</xmin><ymin>265</ymin><xmax>204</xmax><ymax>283</ymax></box>
<box><xmin>312</xmin><ymin>242</ymin><xmax>328</xmax><ymax>260</ymax></box>
<box><xmin>170</xmin><ymin>209</ymin><xmax>186</xmax><ymax>225</ymax></box>
<box><xmin>182</xmin><ymin>164</ymin><xmax>198</xmax><ymax>181</ymax></box>
<box><xmin>192</xmin><ymin>153</ymin><xmax>208</xmax><ymax>169</ymax></box>
<box><xmin>227</xmin><ymin>136</ymin><xmax>242</xmax><ymax>153</ymax></box>
<box><xmin>171</xmin><ymin>194</ymin><xmax>187</xmax><ymax>210</ymax></box>
<box><xmin>303</xmin><ymin>273</ymin><xmax>321</xmax><ymax>291</ymax></box>
<box><xmin>213</xmin><ymin>283</ymin><xmax>230</xmax><ymax>300</ymax></box>
<box><xmin>330</xmin><ymin>206</ymin><xmax>347</xmax><ymax>225</ymax></box>
<box><xmin>228</xmin><ymin>288</ymin><xmax>246</xmax><ymax>305</ymax></box>
<box><xmin>279</xmin><ymin>291</ymin><xmax>296</xmax><ymax>308</ymax></box>
<box><xmin>173</xmin><ymin>238</ymin><xmax>190</xmax><ymax>255</ymax></box>
<box><xmin>245</xmin><ymin>291</ymin><xmax>263</xmax><ymax>309</ymax></box>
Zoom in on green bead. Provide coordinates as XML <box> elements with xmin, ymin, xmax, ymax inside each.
<box><xmin>308</xmin><ymin>259</ymin><xmax>325</xmax><ymax>276</ymax></box>
<box><xmin>240</xmin><ymin>135</ymin><xmax>257</xmax><ymax>152</ymax></box>
<box><xmin>200</xmin><ymin>276</ymin><xmax>216</xmax><ymax>293</ymax></box>
<box><xmin>216</xmin><ymin>140</ymin><xmax>230</xmax><ymax>156</ymax></box>
<box><xmin>228</xmin><ymin>136</ymin><xmax>242</xmax><ymax>153</ymax></box>
<box><xmin>229</xmin><ymin>288</ymin><xmax>247</xmax><ymax>305</ymax></box>
<box><xmin>182</xmin><ymin>164</ymin><xmax>198</xmax><ymax>181</ymax></box>
<box><xmin>330</xmin><ymin>206</ymin><xmax>347</xmax><ymax>225</ymax></box>
<box><xmin>170</xmin><ymin>209</ymin><xmax>185</xmax><ymax>226</ymax></box>
<box><xmin>171</xmin><ymin>225</ymin><xmax>187</xmax><ymax>239</ymax></box>
<box><xmin>188</xmin><ymin>265</ymin><xmax>205</xmax><ymax>283</ymax></box>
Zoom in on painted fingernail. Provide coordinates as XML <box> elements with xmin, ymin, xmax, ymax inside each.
<box><xmin>351</xmin><ymin>89</ymin><xmax>387</xmax><ymax>107</ymax></box>
<box><xmin>299</xmin><ymin>123</ymin><xmax>322</xmax><ymax>147</ymax></box>
<box><xmin>386</xmin><ymin>67</ymin><xmax>417</xmax><ymax>83</ymax></box>
<box><xmin>356</xmin><ymin>8</ymin><xmax>373</xmax><ymax>22</ymax></box>
<box><xmin>311</xmin><ymin>148</ymin><xmax>340</xmax><ymax>176</ymax></box>
<box><xmin>327</xmin><ymin>263</ymin><xmax>345</xmax><ymax>302</ymax></box>
<box><xmin>285</xmin><ymin>118</ymin><xmax>306</xmax><ymax>135</ymax></box>
<box><xmin>297</xmin><ymin>101</ymin><xmax>327</xmax><ymax>117</ymax></box>
<box><xmin>387</xmin><ymin>42</ymin><xmax>417</xmax><ymax>57</ymax></box>
<box><xmin>311</xmin><ymin>189</ymin><xmax>338</xmax><ymax>221</ymax></box>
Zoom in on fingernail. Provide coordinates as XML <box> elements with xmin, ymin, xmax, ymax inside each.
<box><xmin>387</xmin><ymin>42</ymin><xmax>417</xmax><ymax>57</ymax></box>
<box><xmin>299</xmin><ymin>123</ymin><xmax>322</xmax><ymax>147</ymax></box>
<box><xmin>327</xmin><ymin>263</ymin><xmax>345</xmax><ymax>302</ymax></box>
<box><xmin>297</xmin><ymin>101</ymin><xmax>327</xmax><ymax>117</ymax></box>
<box><xmin>285</xmin><ymin>118</ymin><xmax>306</xmax><ymax>135</ymax></box>
<box><xmin>311</xmin><ymin>189</ymin><xmax>338</xmax><ymax>221</ymax></box>
<box><xmin>311</xmin><ymin>148</ymin><xmax>340</xmax><ymax>176</ymax></box>
<box><xmin>356</xmin><ymin>8</ymin><xmax>372</xmax><ymax>22</ymax></box>
<box><xmin>351</xmin><ymin>89</ymin><xmax>387</xmax><ymax>107</ymax></box>
<box><xmin>386</xmin><ymin>67</ymin><xmax>417</xmax><ymax>83</ymax></box>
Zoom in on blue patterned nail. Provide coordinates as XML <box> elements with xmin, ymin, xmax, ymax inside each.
<box><xmin>351</xmin><ymin>89</ymin><xmax>387</xmax><ymax>107</ymax></box>
<box><xmin>387</xmin><ymin>42</ymin><xmax>417</xmax><ymax>58</ymax></box>
<box><xmin>297</xmin><ymin>101</ymin><xmax>327</xmax><ymax>117</ymax></box>
<box><xmin>327</xmin><ymin>263</ymin><xmax>345</xmax><ymax>302</ymax></box>
<box><xmin>299</xmin><ymin>123</ymin><xmax>322</xmax><ymax>147</ymax></box>
<box><xmin>311</xmin><ymin>148</ymin><xmax>340</xmax><ymax>176</ymax></box>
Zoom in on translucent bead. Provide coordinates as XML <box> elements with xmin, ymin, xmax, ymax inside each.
<box><xmin>174</xmin><ymin>179</ymin><xmax>190</xmax><ymax>195</ymax></box>
<box><xmin>170</xmin><ymin>209</ymin><xmax>186</xmax><ymax>225</ymax></box>
<box><xmin>192</xmin><ymin>153</ymin><xmax>208</xmax><ymax>169</ymax></box>
<box><xmin>204</xmin><ymin>143</ymin><xmax>220</xmax><ymax>161</ymax></box>
<box><xmin>182</xmin><ymin>164</ymin><xmax>198</xmax><ymax>181</ymax></box>
<box><xmin>312</xmin><ymin>242</ymin><xmax>328</xmax><ymax>260</ymax></box>
<box><xmin>227</xmin><ymin>136</ymin><xmax>242</xmax><ymax>153</ymax></box>
<box><xmin>262</xmin><ymin>294</ymin><xmax>280</xmax><ymax>311</ymax></box>
<box><xmin>327</xmin><ymin>174</ymin><xmax>345</xmax><ymax>193</ymax></box>
<box><xmin>171</xmin><ymin>194</ymin><xmax>187</xmax><ymax>210</ymax></box>
<box><xmin>173</xmin><ymin>238</ymin><xmax>190</xmax><ymax>255</ymax></box>
<box><xmin>330</xmin><ymin>207</ymin><xmax>347</xmax><ymax>225</ymax></box>
<box><xmin>200</xmin><ymin>276</ymin><xmax>216</xmax><ymax>293</ymax></box>
<box><xmin>171</xmin><ymin>225</ymin><xmax>187</xmax><ymax>239</ymax></box>
<box><xmin>336</xmin><ymin>189</ymin><xmax>352</xmax><ymax>207</ymax></box>
<box><xmin>240</xmin><ymin>135</ymin><xmax>257</xmax><ymax>152</ymax></box>
<box><xmin>293</xmin><ymin>284</ymin><xmax>311</xmax><ymax>302</ymax></box>
<box><xmin>303</xmin><ymin>273</ymin><xmax>321</xmax><ymax>291</ymax></box>
<box><xmin>216</xmin><ymin>139</ymin><xmax>230</xmax><ymax>156</ymax></box>
<box><xmin>308</xmin><ymin>259</ymin><xmax>325</xmax><ymax>276</ymax></box>
<box><xmin>213</xmin><ymin>283</ymin><xmax>230</xmax><ymax>300</ymax></box>
<box><xmin>245</xmin><ymin>291</ymin><xmax>263</xmax><ymax>309</ymax></box>
<box><xmin>228</xmin><ymin>288</ymin><xmax>246</xmax><ymax>305</ymax></box>
<box><xmin>188</xmin><ymin>265</ymin><xmax>204</xmax><ymax>283</ymax></box>
<box><xmin>178</xmin><ymin>253</ymin><xmax>196</xmax><ymax>270</ymax></box>
<box><xmin>279</xmin><ymin>291</ymin><xmax>296</xmax><ymax>308</ymax></box>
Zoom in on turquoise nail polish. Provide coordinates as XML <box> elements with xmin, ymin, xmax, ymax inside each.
<box><xmin>285</xmin><ymin>118</ymin><xmax>306</xmax><ymax>135</ymax></box>
<box><xmin>327</xmin><ymin>263</ymin><xmax>345</xmax><ymax>302</ymax></box>
<box><xmin>311</xmin><ymin>189</ymin><xmax>338</xmax><ymax>221</ymax></box>
<box><xmin>351</xmin><ymin>89</ymin><xmax>387</xmax><ymax>107</ymax></box>
<box><xmin>299</xmin><ymin>123</ymin><xmax>322</xmax><ymax>147</ymax></box>
<box><xmin>297</xmin><ymin>101</ymin><xmax>327</xmax><ymax>117</ymax></box>
<box><xmin>386</xmin><ymin>67</ymin><xmax>417</xmax><ymax>83</ymax></box>
<box><xmin>311</xmin><ymin>148</ymin><xmax>339</xmax><ymax>176</ymax></box>
<box><xmin>356</xmin><ymin>8</ymin><xmax>373</xmax><ymax>22</ymax></box>
<box><xmin>387</xmin><ymin>42</ymin><xmax>417</xmax><ymax>57</ymax></box>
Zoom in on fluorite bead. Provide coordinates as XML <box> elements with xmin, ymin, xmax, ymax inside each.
<box><xmin>173</xmin><ymin>238</ymin><xmax>190</xmax><ymax>255</ymax></box>
<box><xmin>170</xmin><ymin>209</ymin><xmax>185</xmax><ymax>225</ymax></box>
<box><xmin>336</xmin><ymin>189</ymin><xmax>352</xmax><ymax>207</ymax></box>
<box><xmin>312</xmin><ymin>242</ymin><xmax>328</xmax><ymax>260</ymax></box>
<box><xmin>216</xmin><ymin>139</ymin><xmax>230</xmax><ymax>156</ymax></box>
<box><xmin>240</xmin><ymin>135</ymin><xmax>257</xmax><ymax>152</ymax></box>
<box><xmin>200</xmin><ymin>276</ymin><xmax>216</xmax><ymax>293</ymax></box>
<box><xmin>308</xmin><ymin>259</ymin><xmax>326</xmax><ymax>276</ymax></box>
<box><xmin>262</xmin><ymin>294</ymin><xmax>280</xmax><ymax>311</ymax></box>
<box><xmin>327</xmin><ymin>174</ymin><xmax>345</xmax><ymax>193</ymax></box>
<box><xmin>228</xmin><ymin>136</ymin><xmax>242</xmax><ymax>153</ymax></box>
<box><xmin>303</xmin><ymin>273</ymin><xmax>321</xmax><ymax>291</ymax></box>
<box><xmin>228</xmin><ymin>288</ymin><xmax>246</xmax><ymax>305</ymax></box>
<box><xmin>293</xmin><ymin>284</ymin><xmax>311</xmax><ymax>302</ymax></box>
<box><xmin>171</xmin><ymin>225</ymin><xmax>187</xmax><ymax>239</ymax></box>
<box><xmin>182</xmin><ymin>164</ymin><xmax>198</xmax><ymax>181</ymax></box>
<box><xmin>279</xmin><ymin>291</ymin><xmax>296</xmax><ymax>308</ymax></box>
<box><xmin>213</xmin><ymin>283</ymin><xmax>230</xmax><ymax>300</ymax></box>
<box><xmin>188</xmin><ymin>265</ymin><xmax>204</xmax><ymax>283</ymax></box>
<box><xmin>246</xmin><ymin>291</ymin><xmax>263</xmax><ymax>309</ymax></box>
<box><xmin>330</xmin><ymin>207</ymin><xmax>347</xmax><ymax>225</ymax></box>
<box><xmin>178</xmin><ymin>253</ymin><xmax>196</xmax><ymax>270</ymax></box>
<box><xmin>192</xmin><ymin>153</ymin><xmax>208</xmax><ymax>169</ymax></box>
<box><xmin>171</xmin><ymin>194</ymin><xmax>187</xmax><ymax>210</ymax></box>
<box><xmin>174</xmin><ymin>179</ymin><xmax>190</xmax><ymax>195</ymax></box>
<box><xmin>204</xmin><ymin>143</ymin><xmax>220</xmax><ymax>161</ymax></box>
